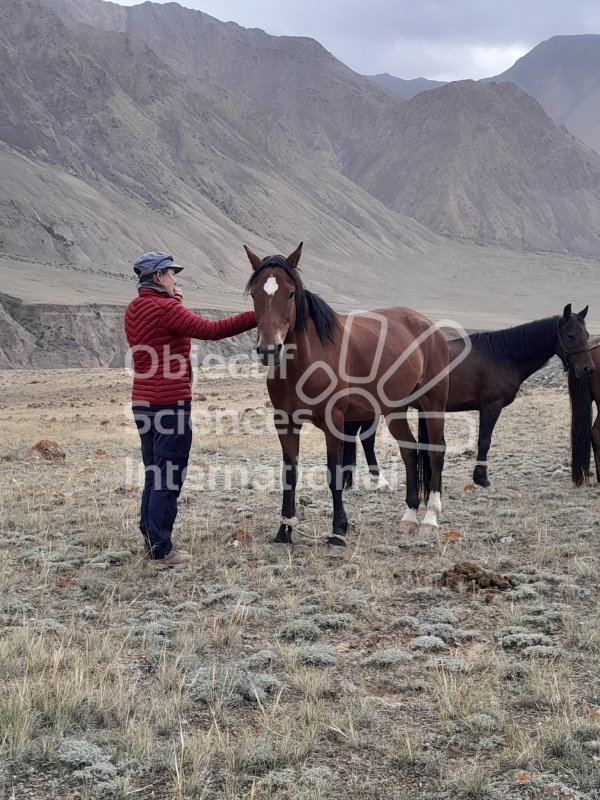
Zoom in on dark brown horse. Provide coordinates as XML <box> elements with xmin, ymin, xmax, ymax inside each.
<box><xmin>570</xmin><ymin>340</ymin><xmax>600</xmax><ymax>485</ymax></box>
<box><xmin>244</xmin><ymin>242</ymin><xmax>450</xmax><ymax>548</ymax></box>
<box><xmin>345</xmin><ymin>307</ymin><xmax>595</xmax><ymax>489</ymax></box>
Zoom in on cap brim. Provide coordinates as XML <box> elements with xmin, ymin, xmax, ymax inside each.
<box><xmin>171</xmin><ymin>265</ymin><xmax>184</xmax><ymax>273</ymax></box>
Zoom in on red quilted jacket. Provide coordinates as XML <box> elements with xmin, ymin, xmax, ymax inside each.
<box><xmin>125</xmin><ymin>289</ymin><xmax>256</xmax><ymax>404</ymax></box>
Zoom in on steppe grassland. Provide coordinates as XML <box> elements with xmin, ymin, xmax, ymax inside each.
<box><xmin>0</xmin><ymin>365</ymin><xmax>599</xmax><ymax>800</ymax></box>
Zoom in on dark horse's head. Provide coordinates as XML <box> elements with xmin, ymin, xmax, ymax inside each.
<box><xmin>557</xmin><ymin>304</ymin><xmax>595</xmax><ymax>378</ymax></box>
<box><xmin>244</xmin><ymin>242</ymin><xmax>338</xmax><ymax>366</ymax></box>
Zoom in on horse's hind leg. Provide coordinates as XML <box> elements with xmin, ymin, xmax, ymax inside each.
<box><xmin>323</xmin><ymin>412</ymin><xmax>349</xmax><ymax>548</ymax></box>
<box><xmin>385</xmin><ymin>414</ymin><xmax>419</xmax><ymax>532</ymax></box>
<box><xmin>275</xmin><ymin>426</ymin><xmax>300</xmax><ymax>544</ymax></box>
<box><xmin>360</xmin><ymin>417</ymin><xmax>390</xmax><ymax>491</ymax></box>
<box><xmin>342</xmin><ymin>420</ymin><xmax>361</xmax><ymax>490</ymax></box>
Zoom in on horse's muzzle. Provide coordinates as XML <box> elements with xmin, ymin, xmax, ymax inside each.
<box><xmin>256</xmin><ymin>343</ymin><xmax>283</xmax><ymax>366</ymax></box>
<box><xmin>576</xmin><ymin>363</ymin><xmax>596</xmax><ymax>378</ymax></box>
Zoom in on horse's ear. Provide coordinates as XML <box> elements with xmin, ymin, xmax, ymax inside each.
<box><xmin>244</xmin><ymin>245</ymin><xmax>262</xmax><ymax>271</ymax></box>
<box><xmin>563</xmin><ymin>303</ymin><xmax>572</xmax><ymax>319</ymax></box>
<box><xmin>578</xmin><ymin>305</ymin><xmax>589</xmax><ymax>320</ymax></box>
<box><xmin>286</xmin><ymin>242</ymin><xmax>303</xmax><ymax>270</ymax></box>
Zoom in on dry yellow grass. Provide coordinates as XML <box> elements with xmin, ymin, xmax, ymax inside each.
<box><xmin>0</xmin><ymin>365</ymin><xmax>599</xmax><ymax>799</ymax></box>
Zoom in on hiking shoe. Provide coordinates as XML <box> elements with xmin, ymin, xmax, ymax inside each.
<box><xmin>152</xmin><ymin>548</ymin><xmax>191</xmax><ymax>568</ymax></box>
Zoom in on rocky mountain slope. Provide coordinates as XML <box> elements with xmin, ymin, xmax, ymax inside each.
<box><xmin>37</xmin><ymin>0</ymin><xmax>600</xmax><ymax>256</ymax></box>
<box><xmin>365</xmin><ymin>73</ymin><xmax>445</xmax><ymax>99</ymax></box>
<box><xmin>2</xmin><ymin>0</ymin><xmax>444</xmax><ymax>302</ymax></box>
<box><xmin>45</xmin><ymin>0</ymin><xmax>408</xmax><ymax>175</ymax></box>
<box><xmin>490</xmin><ymin>35</ymin><xmax>600</xmax><ymax>155</ymax></box>
<box><xmin>0</xmin><ymin>292</ymin><xmax>258</xmax><ymax>368</ymax></box>
<box><xmin>353</xmin><ymin>80</ymin><xmax>600</xmax><ymax>256</ymax></box>
<box><xmin>2</xmin><ymin>0</ymin><xmax>600</xmax><ymax>371</ymax></box>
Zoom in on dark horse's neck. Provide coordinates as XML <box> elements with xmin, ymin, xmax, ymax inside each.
<box><xmin>469</xmin><ymin>316</ymin><xmax>559</xmax><ymax>381</ymax></box>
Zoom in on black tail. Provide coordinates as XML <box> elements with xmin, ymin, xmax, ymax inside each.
<box><xmin>569</xmin><ymin>370</ymin><xmax>592</xmax><ymax>486</ymax></box>
<box><xmin>342</xmin><ymin>421</ymin><xmax>360</xmax><ymax>489</ymax></box>
<box><xmin>417</xmin><ymin>411</ymin><xmax>432</xmax><ymax>503</ymax></box>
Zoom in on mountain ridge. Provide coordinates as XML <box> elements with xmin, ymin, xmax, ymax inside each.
<box><xmin>2</xmin><ymin>0</ymin><xmax>600</xmax><ymax>364</ymax></box>
<box><xmin>32</xmin><ymin>0</ymin><xmax>600</xmax><ymax>256</ymax></box>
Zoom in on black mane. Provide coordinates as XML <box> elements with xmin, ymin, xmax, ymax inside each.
<box><xmin>466</xmin><ymin>316</ymin><xmax>559</xmax><ymax>364</ymax></box>
<box><xmin>245</xmin><ymin>256</ymin><xmax>340</xmax><ymax>345</ymax></box>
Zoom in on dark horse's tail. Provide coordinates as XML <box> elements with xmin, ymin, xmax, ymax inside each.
<box><xmin>418</xmin><ymin>411</ymin><xmax>432</xmax><ymax>503</ymax></box>
<box><xmin>569</xmin><ymin>370</ymin><xmax>592</xmax><ymax>486</ymax></box>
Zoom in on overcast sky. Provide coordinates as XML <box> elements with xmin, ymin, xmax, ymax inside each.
<box><xmin>116</xmin><ymin>1</ymin><xmax>600</xmax><ymax>80</ymax></box>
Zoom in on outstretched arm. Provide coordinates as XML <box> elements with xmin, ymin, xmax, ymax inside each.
<box><xmin>163</xmin><ymin>299</ymin><xmax>256</xmax><ymax>341</ymax></box>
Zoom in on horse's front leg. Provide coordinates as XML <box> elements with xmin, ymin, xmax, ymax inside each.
<box><xmin>420</xmin><ymin>413</ymin><xmax>446</xmax><ymax>529</ymax></box>
<box><xmin>323</xmin><ymin>412</ymin><xmax>349</xmax><ymax>548</ymax></box>
<box><xmin>473</xmin><ymin>401</ymin><xmax>504</xmax><ymax>487</ymax></box>
<box><xmin>275</xmin><ymin>424</ymin><xmax>300</xmax><ymax>544</ymax></box>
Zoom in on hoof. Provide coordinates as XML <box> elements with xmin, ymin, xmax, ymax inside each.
<box><xmin>325</xmin><ymin>536</ymin><xmax>347</xmax><ymax>557</ymax></box>
<box><xmin>419</xmin><ymin>522</ymin><xmax>439</xmax><ymax>534</ymax></box>
<box><xmin>473</xmin><ymin>468</ymin><xmax>490</xmax><ymax>488</ymax></box>
<box><xmin>274</xmin><ymin>524</ymin><xmax>293</xmax><ymax>545</ymax></box>
<box><xmin>399</xmin><ymin>521</ymin><xmax>419</xmax><ymax>534</ymax></box>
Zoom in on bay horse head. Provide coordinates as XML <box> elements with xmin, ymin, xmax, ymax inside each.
<box><xmin>557</xmin><ymin>304</ymin><xmax>595</xmax><ymax>378</ymax></box>
<box><xmin>244</xmin><ymin>243</ymin><xmax>303</xmax><ymax>366</ymax></box>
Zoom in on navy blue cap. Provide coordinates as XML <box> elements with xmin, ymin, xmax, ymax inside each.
<box><xmin>133</xmin><ymin>251</ymin><xmax>184</xmax><ymax>277</ymax></box>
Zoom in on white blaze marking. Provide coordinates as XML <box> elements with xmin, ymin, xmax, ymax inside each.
<box><xmin>263</xmin><ymin>276</ymin><xmax>279</xmax><ymax>296</ymax></box>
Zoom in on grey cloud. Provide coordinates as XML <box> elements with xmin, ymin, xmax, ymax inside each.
<box><xmin>116</xmin><ymin>0</ymin><xmax>600</xmax><ymax>79</ymax></box>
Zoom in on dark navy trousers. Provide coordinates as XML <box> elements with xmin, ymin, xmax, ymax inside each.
<box><xmin>133</xmin><ymin>402</ymin><xmax>192</xmax><ymax>559</ymax></box>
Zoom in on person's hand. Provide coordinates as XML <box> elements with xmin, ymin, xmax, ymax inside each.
<box><xmin>172</xmin><ymin>286</ymin><xmax>184</xmax><ymax>302</ymax></box>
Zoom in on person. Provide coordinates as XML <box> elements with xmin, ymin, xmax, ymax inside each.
<box><xmin>125</xmin><ymin>251</ymin><xmax>256</xmax><ymax>568</ymax></box>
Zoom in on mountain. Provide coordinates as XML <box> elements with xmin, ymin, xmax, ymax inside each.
<box><xmin>490</xmin><ymin>35</ymin><xmax>600</xmax><ymax>155</ymax></box>
<box><xmin>41</xmin><ymin>0</ymin><xmax>600</xmax><ymax>257</ymax></box>
<box><xmin>45</xmin><ymin>0</ymin><xmax>407</xmax><ymax>174</ymax></box>
<box><xmin>351</xmin><ymin>79</ymin><xmax>600</xmax><ymax>256</ymax></box>
<box><xmin>365</xmin><ymin>36</ymin><xmax>600</xmax><ymax>156</ymax></box>
<box><xmin>2</xmin><ymin>0</ymin><xmax>600</xmax><ymax>352</ymax></box>
<box><xmin>0</xmin><ymin>0</ymin><xmax>443</xmax><ymax>310</ymax></box>
<box><xmin>365</xmin><ymin>73</ymin><xmax>445</xmax><ymax>99</ymax></box>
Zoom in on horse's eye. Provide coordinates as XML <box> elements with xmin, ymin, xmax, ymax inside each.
<box><xmin>289</xmin><ymin>291</ymin><xmax>295</xmax><ymax>299</ymax></box>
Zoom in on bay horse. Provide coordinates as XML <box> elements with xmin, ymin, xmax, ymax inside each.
<box><xmin>244</xmin><ymin>242</ymin><xmax>450</xmax><ymax>548</ymax></box>
<box><xmin>570</xmin><ymin>340</ymin><xmax>600</xmax><ymax>485</ymax></box>
<box><xmin>344</xmin><ymin>307</ymin><xmax>595</xmax><ymax>489</ymax></box>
